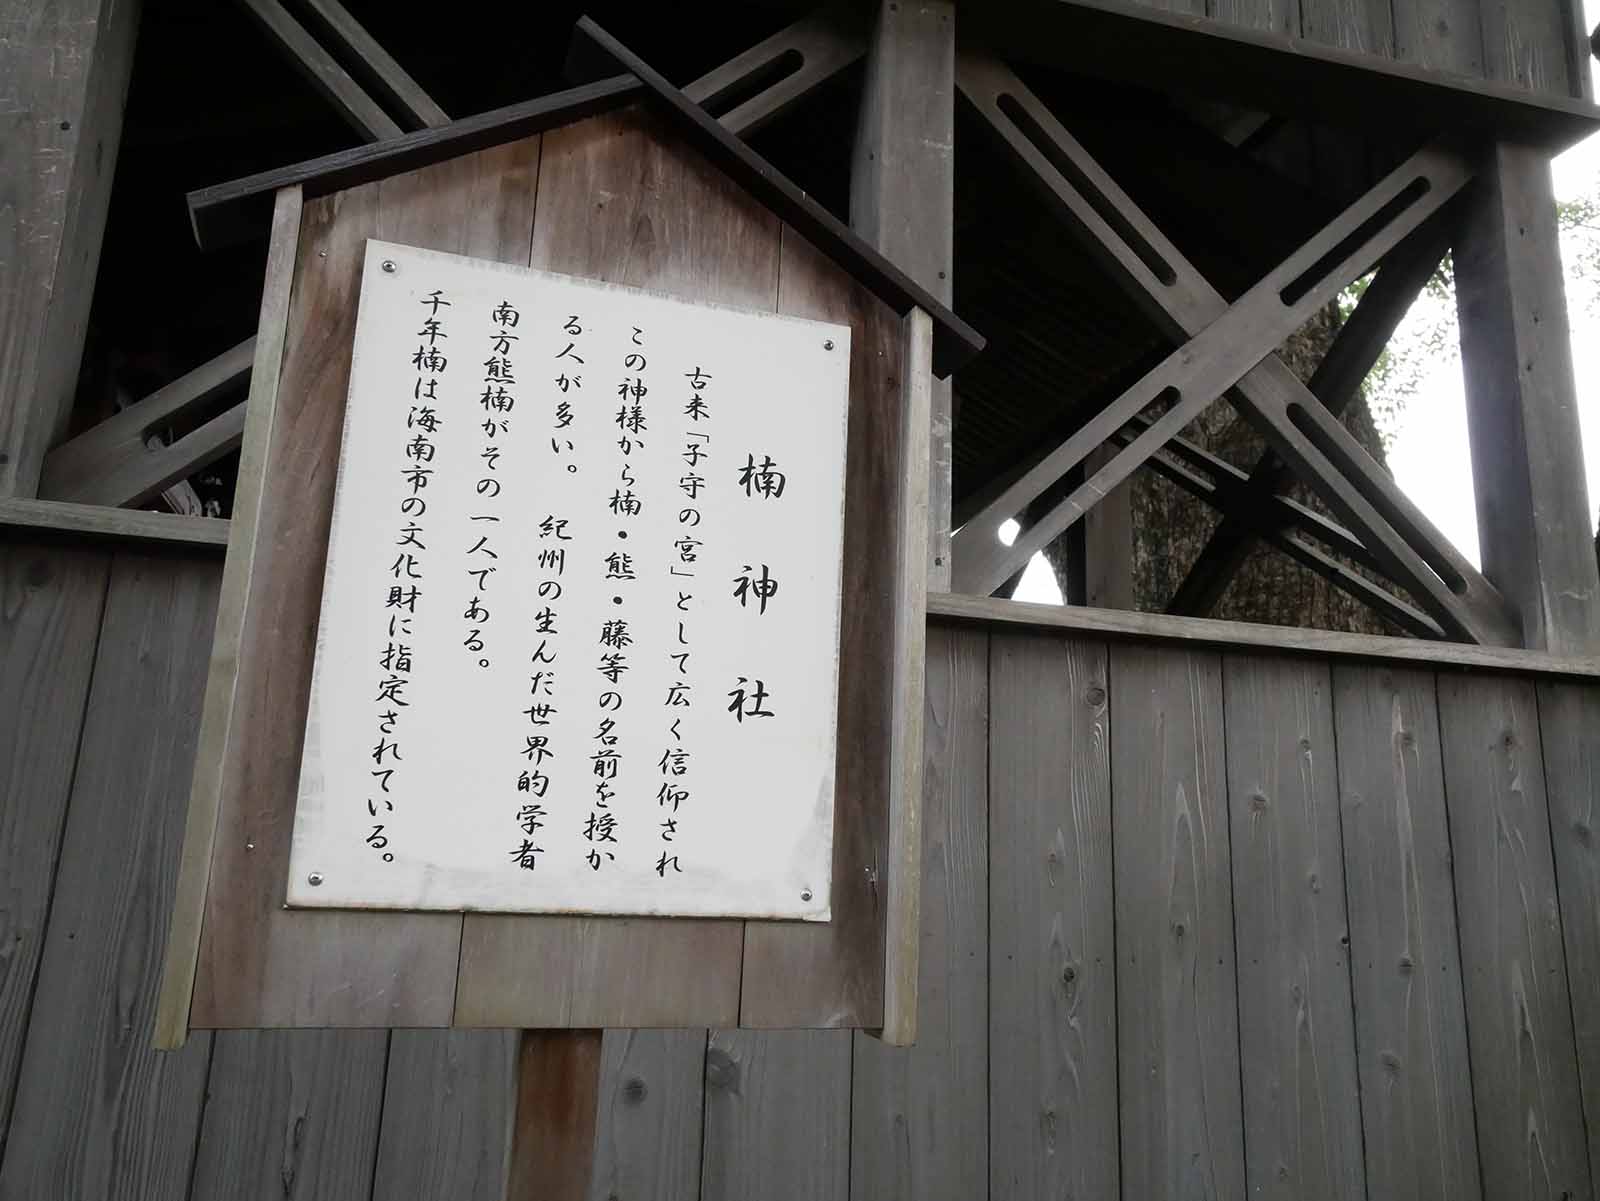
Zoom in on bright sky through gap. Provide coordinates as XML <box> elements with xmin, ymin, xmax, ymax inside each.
<box><xmin>1005</xmin><ymin>42</ymin><xmax>1600</xmax><ymax>607</ymax></box>
<box><xmin>1388</xmin><ymin>23</ymin><xmax>1600</xmax><ymax>568</ymax></box>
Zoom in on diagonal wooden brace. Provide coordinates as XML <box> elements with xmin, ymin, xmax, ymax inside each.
<box><xmin>1167</xmin><ymin>216</ymin><xmax>1452</xmax><ymax>616</ymax></box>
<box><xmin>953</xmin><ymin>54</ymin><xmax>1518</xmax><ymax>645</ymax></box>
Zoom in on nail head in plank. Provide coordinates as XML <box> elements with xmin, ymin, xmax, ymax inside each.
<box><xmin>1331</xmin><ymin>664</ymin><xmax>1482</xmax><ymax>1201</ymax></box>
<box><xmin>1535</xmin><ymin>680</ymin><xmax>1600</xmax><ymax>1190</ymax></box>
<box><xmin>850</xmin><ymin>624</ymin><xmax>990</xmax><ymax>1201</ymax></box>
<box><xmin>1110</xmin><ymin>643</ymin><xmax>1247</xmax><ymax>1200</ymax></box>
<box><xmin>929</xmin><ymin>592</ymin><xmax>1600</xmax><ymax>679</ymax></box>
<box><xmin>701</xmin><ymin>1031</ymin><xmax>852</xmax><ymax>1201</ymax></box>
<box><xmin>189</xmin><ymin>1029</ymin><xmax>390</xmax><ymax>1199</ymax></box>
<box><xmin>0</xmin><ymin>554</ymin><xmax>217</xmax><ymax>1198</ymax></box>
<box><xmin>989</xmin><ymin>631</ymin><xmax>1118</xmax><ymax>1200</ymax></box>
<box><xmin>374</xmin><ymin>1030</ymin><xmax>520</xmax><ymax>1201</ymax></box>
<box><xmin>0</xmin><ymin>544</ymin><xmax>109</xmax><ymax>1139</ymax></box>
<box><xmin>1224</xmin><ymin>653</ymin><xmax>1366</xmax><ymax>1201</ymax></box>
<box><xmin>157</xmin><ymin>186</ymin><xmax>304</xmax><ymax>1046</ymax></box>
<box><xmin>1437</xmin><ymin>674</ymin><xmax>1594</xmax><ymax>1201</ymax></box>
<box><xmin>588</xmin><ymin>1030</ymin><xmax>708</xmax><ymax>1201</ymax></box>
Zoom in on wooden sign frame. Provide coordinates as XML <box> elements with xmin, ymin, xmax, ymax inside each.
<box><xmin>156</xmin><ymin>109</ymin><xmax>929</xmax><ymax>1047</ymax></box>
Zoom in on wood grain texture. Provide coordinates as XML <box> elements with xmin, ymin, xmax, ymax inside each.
<box><xmin>506</xmin><ymin>1029</ymin><xmax>603</xmax><ymax>1201</ymax></box>
<box><xmin>1477</xmin><ymin>0</ymin><xmax>1579</xmax><ymax>92</ymax></box>
<box><xmin>0</xmin><ymin>497</ymin><xmax>229</xmax><ymax>550</ymax></box>
<box><xmin>1332</xmin><ymin>665</ymin><xmax>1481</xmax><ymax>1201</ymax></box>
<box><xmin>1437</xmin><ymin>674</ymin><xmax>1593</xmax><ymax>1201</ymax></box>
<box><xmin>0</xmin><ymin>545</ymin><xmax>107</xmax><ymax>1143</ymax></box>
<box><xmin>0</xmin><ymin>0</ymin><xmax>139</xmax><ymax>498</ymax></box>
<box><xmin>850</xmin><ymin>626</ymin><xmax>988</xmax><ymax>1201</ymax></box>
<box><xmin>455</xmin><ymin>109</ymin><xmax>772</xmax><ymax>1029</ymax></box>
<box><xmin>239</xmin><ymin>0</ymin><xmax>402</xmax><ymax>141</ymax></box>
<box><xmin>735</xmin><ymin>227</ymin><xmax>900</xmax><ymax>1028</ymax></box>
<box><xmin>374</xmin><ymin>1030</ymin><xmax>519</xmax><ymax>1201</ymax></box>
<box><xmin>188</xmin><ymin>1029</ymin><xmax>389</xmax><ymax>1201</ymax></box>
<box><xmin>701</xmin><ymin>1030</ymin><xmax>850</xmax><ymax>1201</ymax></box>
<box><xmin>988</xmin><ymin>632</ymin><xmax>1118</xmax><ymax>1201</ymax></box>
<box><xmin>1224</xmin><ymin>654</ymin><xmax>1365</xmax><ymax>1201</ymax></box>
<box><xmin>928</xmin><ymin>593</ymin><xmax>1600</xmax><ymax>679</ymax></box>
<box><xmin>1537</xmin><ymin>681</ymin><xmax>1600</xmax><ymax>1190</ymax></box>
<box><xmin>1110</xmin><ymin>643</ymin><xmax>1247</xmax><ymax>1200</ymax></box>
<box><xmin>298</xmin><ymin>0</ymin><xmax>451</xmax><ymax>129</ymax></box>
<box><xmin>0</xmin><ymin>554</ymin><xmax>217</xmax><ymax>1200</ymax></box>
<box><xmin>1456</xmin><ymin>142</ymin><xmax>1600</xmax><ymax>654</ymax></box>
<box><xmin>850</xmin><ymin>0</ymin><xmax>954</xmax><ymax>588</ymax></box>
<box><xmin>588</xmin><ymin>1030</ymin><xmax>708</xmax><ymax>1201</ymax></box>
<box><xmin>192</xmin><ymin>141</ymin><xmax>541</xmax><ymax>1030</ymax></box>
<box><xmin>39</xmin><ymin>336</ymin><xmax>255</xmax><ymax>507</ymax></box>
<box><xmin>156</xmin><ymin>188</ymin><xmax>301</xmax><ymax>1046</ymax></box>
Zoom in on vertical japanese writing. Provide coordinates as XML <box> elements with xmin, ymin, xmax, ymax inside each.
<box><xmin>370</xmin><ymin>288</ymin><xmax>452</xmax><ymax>865</ymax></box>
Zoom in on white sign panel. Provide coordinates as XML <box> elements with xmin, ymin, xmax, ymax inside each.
<box><xmin>286</xmin><ymin>241</ymin><xmax>850</xmax><ymax>920</ymax></box>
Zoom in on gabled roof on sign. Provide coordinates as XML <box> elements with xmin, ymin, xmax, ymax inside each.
<box><xmin>186</xmin><ymin>17</ymin><xmax>985</xmax><ymax>379</ymax></box>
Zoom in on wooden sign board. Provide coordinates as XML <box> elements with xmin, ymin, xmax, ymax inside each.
<box><xmin>156</xmin><ymin>112</ymin><xmax>924</xmax><ymax>1043</ymax></box>
<box><xmin>290</xmin><ymin>240</ymin><xmax>850</xmax><ymax>920</ymax></box>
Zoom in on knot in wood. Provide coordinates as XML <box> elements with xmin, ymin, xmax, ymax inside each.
<box><xmin>1172</xmin><ymin>921</ymin><xmax>1186</xmax><ymax>940</ymax></box>
<box><xmin>1249</xmin><ymin>791</ymin><xmax>1269</xmax><ymax>814</ymax></box>
<box><xmin>704</xmin><ymin>1047</ymin><xmax>740</xmax><ymax>1093</ymax></box>
<box><xmin>1084</xmin><ymin>684</ymin><xmax>1107</xmax><ymax>708</ymax></box>
<box><xmin>621</xmin><ymin>1077</ymin><xmax>648</xmax><ymax>1105</ymax></box>
<box><xmin>1062</xmin><ymin>964</ymin><xmax>1077</xmax><ymax>986</ymax></box>
<box><xmin>1398</xmin><ymin>955</ymin><xmax>1415</xmax><ymax>974</ymax></box>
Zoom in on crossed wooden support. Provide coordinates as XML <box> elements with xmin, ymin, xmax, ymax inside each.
<box><xmin>39</xmin><ymin>7</ymin><xmax>872</xmax><ymax>511</ymax></box>
<box><xmin>952</xmin><ymin>55</ymin><xmax>1520</xmax><ymax>646</ymax></box>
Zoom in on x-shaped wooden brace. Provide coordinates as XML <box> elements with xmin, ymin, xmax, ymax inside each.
<box><xmin>952</xmin><ymin>54</ymin><xmax>1520</xmax><ymax>646</ymax></box>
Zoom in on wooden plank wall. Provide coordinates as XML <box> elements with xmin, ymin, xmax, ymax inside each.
<box><xmin>6</xmin><ymin>550</ymin><xmax>1600</xmax><ymax>1200</ymax></box>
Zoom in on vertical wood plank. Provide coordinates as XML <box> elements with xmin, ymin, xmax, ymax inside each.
<box><xmin>189</xmin><ymin>1029</ymin><xmax>389</xmax><ymax>1200</ymax></box>
<box><xmin>0</xmin><ymin>544</ymin><xmax>108</xmax><ymax>1140</ymax></box>
<box><xmin>1455</xmin><ymin>143</ymin><xmax>1600</xmax><ymax>655</ymax></box>
<box><xmin>1111</xmin><ymin>643</ymin><xmax>1246</xmax><ymax>1200</ymax></box>
<box><xmin>988</xmin><ymin>631</ymin><xmax>1118</xmax><ymax>1200</ymax></box>
<box><xmin>0</xmin><ymin>0</ymin><xmax>139</xmax><ymax>497</ymax></box>
<box><xmin>849</xmin><ymin>0</ymin><xmax>955</xmax><ymax>589</ymax></box>
<box><xmin>701</xmin><ymin>1030</ymin><xmax>850</xmax><ymax>1201</ymax></box>
<box><xmin>1537</xmin><ymin>680</ymin><xmax>1600</xmax><ymax>1190</ymax></box>
<box><xmin>1438</xmin><ymin>674</ymin><xmax>1593</xmax><ymax>1201</ymax></box>
<box><xmin>1477</xmin><ymin>0</ymin><xmax>1579</xmax><ymax>92</ymax></box>
<box><xmin>157</xmin><ymin>188</ymin><xmax>301</xmax><ymax>1048</ymax></box>
<box><xmin>735</xmin><ymin>231</ymin><xmax>900</xmax><ymax>1029</ymax></box>
<box><xmin>850</xmin><ymin>625</ymin><xmax>988</xmax><ymax>1201</ymax></box>
<box><xmin>1299</xmin><ymin>0</ymin><xmax>1394</xmax><ymax>59</ymax></box>
<box><xmin>588</xmin><ymin>1030</ymin><xmax>707</xmax><ymax>1201</ymax></box>
<box><xmin>0</xmin><ymin>554</ymin><xmax>218</xmax><ymax>1199</ymax></box>
<box><xmin>373</xmin><ymin>1030</ymin><xmax>519</xmax><ymax>1201</ymax></box>
<box><xmin>1333</xmin><ymin>664</ymin><xmax>1481</xmax><ymax>1201</ymax></box>
<box><xmin>1391</xmin><ymin>0</ymin><xmax>1483</xmax><ymax>76</ymax></box>
<box><xmin>506</xmin><ymin>1029</ymin><xmax>603</xmax><ymax>1201</ymax></box>
<box><xmin>1224</xmin><ymin>654</ymin><xmax>1365</xmax><ymax>1201</ymax></box>
<box><xmin>456</xmin><ymin>109</ymin><xmax>778</xmax><ymax>1028</ymax></box>
<box><xmin>193</xmin><ymin>139</ymin><xmax>542</xmax><ymax>1029</ymax></box>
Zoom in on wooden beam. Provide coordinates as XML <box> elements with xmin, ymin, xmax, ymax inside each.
<box><xmin>574</xmin><ymin>17</ymin><xmax>983</xmax><ymax>378</ymax></box>
<box><xmin>1128</xmin><ymin>437</ymin><xmax>1446</xmax><ymax>637</ymax></box>
<box><xmin>188</xmin><ymin>75</ymin><xmax>644</xmax><ymax>248</ymax></box>
<box><xmin>955</xmin><ymin>56</ymin><xmax>1517</xmax><ymax>645</ymax></box>
<box><xmin>0</xmin><ymin>0</ymin><xmax>140</xmax><ymax>498</ymax></box>
<box><xmin>39</xmin><ymin>338</ymin><xmax>255</xmax><ymax>507</ymax></box>
<box><xmin>1455</xmin><ymin>142</ymin><xmax>1600</xmax><ymax>653</ymax></box>
<box><xmin>238</xmin><ymin>0</ymin><xmax>402</xmax><ymax>141</ymax></box>
<box><xmin>190</xmin><ymin>12</ymin><xmax>872</xmax><ymax>250</ymax></box>
<box><xmin>1167</xmin><ymin>219</ymin><xmax>1450</xmax><ymax>616</ymax></box>
<box><xmin>0</xmin><ymin>497</ymin><xmax>228</xmax><ymax>550</ymax></box>
<box><xmin>850</xmin><ymin>0</ymin><xmax>954</xmax><ymax>589</ymax></box>
<box><xmin>950</xmin><ymin>130</ymin><xmax>1469</xmax><ymax>593</ymax></box>
<box><xmin>959</xmin><ymin>0</ymin><xmax>1600</xmax><ymax>151</ymax></box>
<box><xmin>155</xmin><ymin>185</ymin><xmax>302</xmax><ymax>1050</ymax></box>
<box><xmin>927</xmin><ymin>592</ymin><xmax>1600</xmax><ymax>679</ymax></box>
<box><xmin>504</xmin><ymin>1030</ymin><xmax>603</xmax><ymax>1201</ymax></box>
<box><xmin>296</xmin><ymin>0</ymin><xmax>451</xmax><ymax>129</ymax></box>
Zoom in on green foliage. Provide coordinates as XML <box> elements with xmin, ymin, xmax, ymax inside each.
<box><xmin>1338</xmin><ymin>197</ymin><xmax>1600</xmax><ymax>449</ymax></box>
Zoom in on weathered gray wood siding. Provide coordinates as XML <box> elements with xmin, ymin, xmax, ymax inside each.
<box><xmin>4</xmin><ymin>545</ymin><xmax>1598</xmax><ymax>1200</ymax></box>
